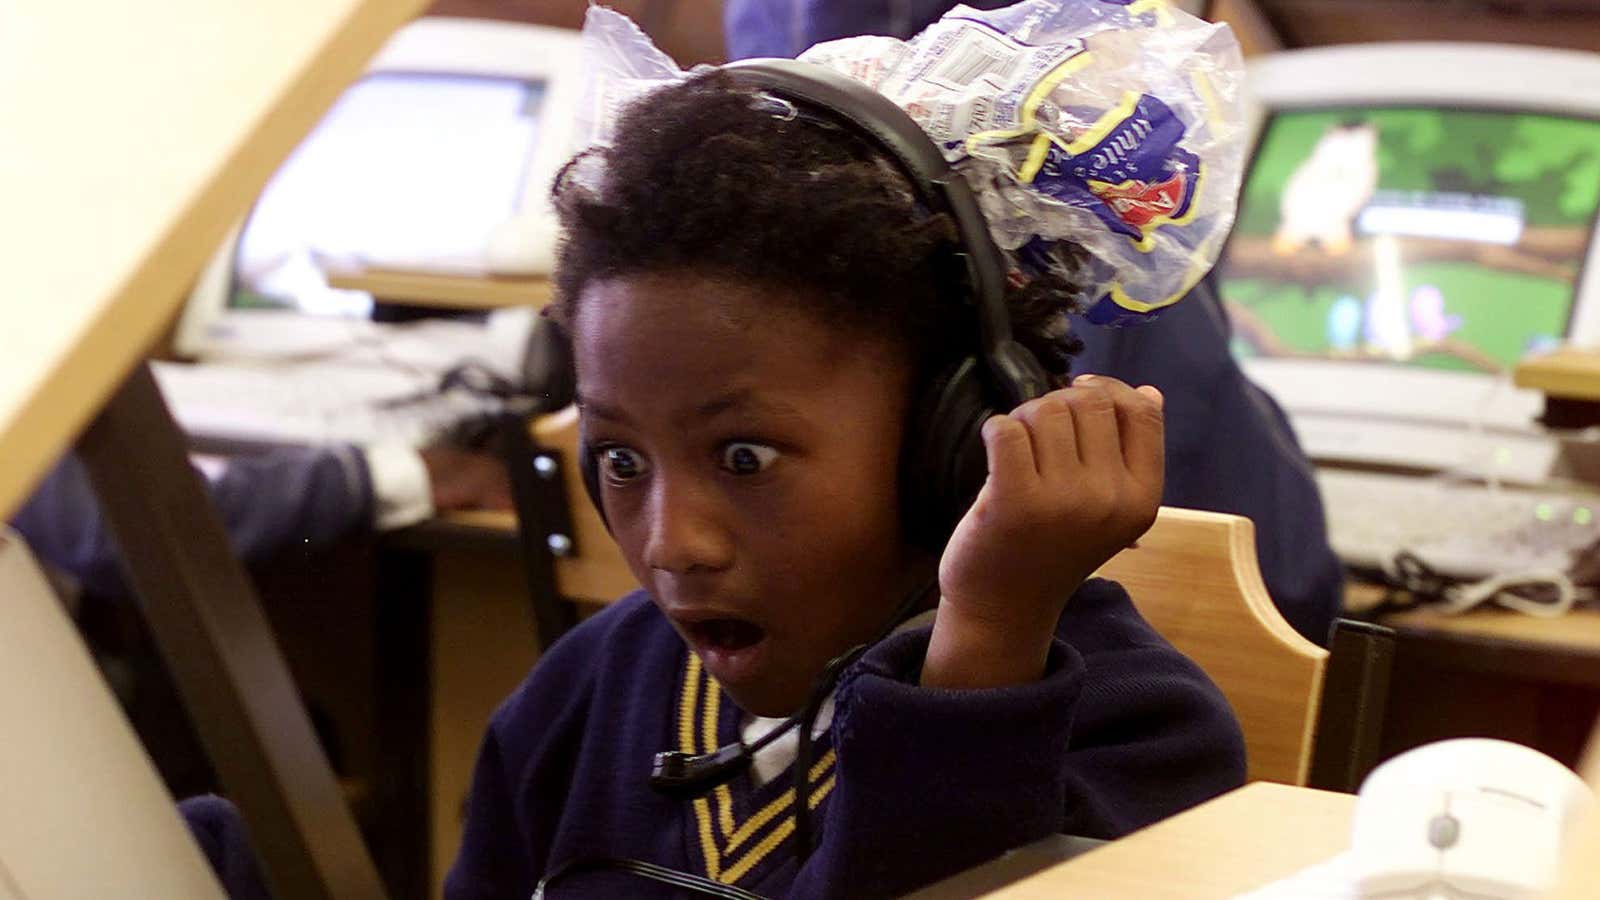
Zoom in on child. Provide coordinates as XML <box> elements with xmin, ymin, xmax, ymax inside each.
<box><xmin>444</xmin><ymin>71</ymin><xmax>1246</xmax><ymax>899</ymax></box>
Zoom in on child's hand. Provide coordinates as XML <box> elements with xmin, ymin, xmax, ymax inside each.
<box><xmin>922</xmin><ymin>375</ymin><xmax>1164</xmax><ymax>691</ymax></box>
<box><xmin>421</xmin><ymin>446</ymin><xmax>514</xmax><ymax>513</ymax></box>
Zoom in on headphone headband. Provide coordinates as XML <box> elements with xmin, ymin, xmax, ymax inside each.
<box><xmin>722</xmin><ymin>59</ymin><xmax>1049</xmax><ymax>405</ymax></box>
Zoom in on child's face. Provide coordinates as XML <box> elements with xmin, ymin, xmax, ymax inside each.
<box><xmin>573</xmin><ymin>272</ymin><xmax>923</xmax><ymax>716</ymax></box>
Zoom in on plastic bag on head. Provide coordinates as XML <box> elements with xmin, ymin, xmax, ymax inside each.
<box><xmin>573</xmin><ymin>1</ymin><xmax>1247</xmax><ymax>326</ymax></box>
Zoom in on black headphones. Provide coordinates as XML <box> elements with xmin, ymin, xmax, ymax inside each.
<box><xmin>527</xmin><ymin>58</ymin><xmax>1052</xmax><ymax>550</ymax></box>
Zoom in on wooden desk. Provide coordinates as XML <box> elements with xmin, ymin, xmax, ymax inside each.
<box><xmin>1348</xmin><ymin>581</ymin><xmax>1600</xmax><ymax>687</ymax></box>
<box><xmin>323</xmin><ymin>264</ymin><xmax>554</xmax><ymax>310</ymax></box>
<box><xmin>1513</xmin><ymin>348</ymin><xmax>1600</xmax><ymax>428</ymax></box>
<box><xmin>982</xmin><ymin>782</ymin><xmax>1355</xmax><ymax>898</ymax></box>
<box><xmin>1515</xmin><ymin>348</ymin><xmax>1600</xmax><ymax>401</ymax></box>
<box><xmin>385</xmin><ymin>519</ymin><xmax>539</xmax><ymax>896</ymax></box>
<box><xmin>1377</xmin><ymin>605</ymin><xmax>1600</xmax><ymax>686</ymax></box>
<box><xmin>1346</xmin><ymin>581</ymin><xmax>1600</xmax><ymax>773</ymax></box>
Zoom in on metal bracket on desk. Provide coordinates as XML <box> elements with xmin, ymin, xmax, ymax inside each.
<box><xmin>1309</xmin><ymin>617</ymin><xmax>1396</xmax><ymax>793</ymax></box>
<box><xmin>77</xmin><ymin>362</ymin><xmax>388</xmax><ymax>900</ymax></box>
<box><xmin>500</xmin><ymin>413</ymin><xmax>580</xmax><ymax>649</ymax></box>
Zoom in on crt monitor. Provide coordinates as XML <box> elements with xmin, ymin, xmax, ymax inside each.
<box><xmin>173</xmin><ymin>17</ymin><xmax>581</xmax><ymax>358</ymax></box>
<box><xmin>1217</xmin><ymin>44</ymin><xmax>1600</xmax><ymax>483</ymax></box>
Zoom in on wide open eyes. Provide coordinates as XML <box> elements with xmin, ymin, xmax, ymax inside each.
<box><xmin>595</xmin><ymin>441</ymin><xmax>778</xmax><ymax>485</ymax></box>
<box><xmin>719</xmin><ymin>442</ymin><xmax>779</xmax><ymax>476</ymax></box>
<box><xmin>598</xmin><ymin>445</ymin><xmax>649</xmax><ymax>484</ymax></box>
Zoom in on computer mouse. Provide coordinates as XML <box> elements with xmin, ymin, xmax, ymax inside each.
<box><xmin>1350</xmin><ymin>738</ymin><xmax>1594</xmax><ymax>899</ymax></box>
<box><xmin>484</xmin><ymin>212</ymin><xmax>558</xmax><ymax>276</ymax></box>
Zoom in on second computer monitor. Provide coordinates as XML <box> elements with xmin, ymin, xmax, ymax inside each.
<box><xmin>1218</xmin><ymin>44</ymin><xmax>1600</xmax><ymax>481</ymax></box>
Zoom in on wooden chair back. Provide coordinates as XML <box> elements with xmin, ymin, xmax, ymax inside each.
<box><xmin>1098</xmin><ymin>507</ymin><xmax>1330</xmax><ymax>785</ymax></box>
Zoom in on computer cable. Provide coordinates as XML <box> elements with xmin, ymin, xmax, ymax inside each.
<box><xmin>532</xmin><ymin>856</ymin><xmax>769</xmax><ymax>900</ymax></box>
<box><xmin>1440</xmin><ymin>569</ymin><xmax>1576</xmax><ymax>618</ymax></box>
<box><xmin>1373</xmin><ymin>550</ymin><xmax>1577</xmax><ymax>618</ymax></box>
<box><xmin>792</xmin><ymin>638</ymin><xmax>869</xmax><ymax>857</ymax></box>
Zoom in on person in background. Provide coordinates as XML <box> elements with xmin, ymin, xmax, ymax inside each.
<box><xmin>12</xmin><ymin>441</ymin><xmax>510</xmax><ymax>599</ymax></box>
<box><xmin>12</xmin><ymin>440</ymin><xmax>510</xmax><ymax>803</ymax></box>
<box><xmin>723</xmin><ymin>0</ymin><xmax>1346</xmax><ymax>645</ymax></box>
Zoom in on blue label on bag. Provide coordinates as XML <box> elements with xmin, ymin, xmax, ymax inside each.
<box><xmin>1027</xmin><ymin>93</ymin><xmax>1200</xmax><ymax>250</ymax></box>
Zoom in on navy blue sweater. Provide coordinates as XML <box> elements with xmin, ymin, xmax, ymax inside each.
<box><xmin>445</xmin><ymin>579</ymin><xmax>1246</xmax><ymax>899</ymax></box>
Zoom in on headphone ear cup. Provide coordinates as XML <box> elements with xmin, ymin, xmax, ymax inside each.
<box><xmin>521</xmin><ymin>315</ymin><xmax>576</xmax><ymax>412</ymax></box>
<box><xmin>902</xmin><ymin>357</ymin><xmax>995</xmax><ymax>550</ymax></box>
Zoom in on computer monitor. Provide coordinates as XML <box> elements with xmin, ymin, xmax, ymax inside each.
<box><xmin>1217</xmin><ymin>44</ymin><xmax>1600</xmax><ymax>483</ymax></box>
<box><xmin>173</xmin><ymin>17</ymin><xmax>581</xmax><ymax>359</ymax></box>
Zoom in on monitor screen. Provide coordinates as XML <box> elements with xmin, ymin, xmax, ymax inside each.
<box><xmin>233</xmin><ymin>72</ymin><xmax>547</xmax><ymax>317</ymax></box>
<box><xmin>1219</xmin><ymin>107</ymin><xmax>1600</xmax><ymax>374</ymax></box>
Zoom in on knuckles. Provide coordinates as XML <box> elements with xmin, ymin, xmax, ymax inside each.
<box><xmin>1124</xmin><ymin>399</ymin><xmax>1165</xmax><ymax>432</ymax></box>
<box><xmin>1063</xmin><ymin>387</ymin><xmax>1116</xmax><ymax>417</ymax></box>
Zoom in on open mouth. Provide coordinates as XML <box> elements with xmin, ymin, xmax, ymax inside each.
<box><xmin>685</xmin><ymin>618</ymin><xmax>766</xmax><ymax>653</ymax></box>
<box><xmin>679</xmin><ymin>616</ymin><xmax>772</xmax><ymax>685</ymax></box>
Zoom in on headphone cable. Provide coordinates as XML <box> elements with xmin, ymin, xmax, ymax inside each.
<box><xmin>792</xmin><ymin>573</ymin><xmax>936</xmax><ymax>857</ymax></box>
<box><xmin>533</xmin><ymin>856</ymin><xmax>768</xmax><ymax>899</ymax></box>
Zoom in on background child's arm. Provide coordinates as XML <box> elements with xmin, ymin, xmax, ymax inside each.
<box><xmin>924</xmin><ymin>375</ymin><xmax>1165</xmax><ymax>691</ymax></box>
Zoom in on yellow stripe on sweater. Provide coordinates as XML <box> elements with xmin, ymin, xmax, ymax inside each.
<box><xmin>724</xmin><ymin>749</ymin><xmax>837</xmax><ymax>854</ymax></box>
<box><xmin>718</xmin><ymin>773</ymin><xmax>839</xmax><ymax>884</ymax></box>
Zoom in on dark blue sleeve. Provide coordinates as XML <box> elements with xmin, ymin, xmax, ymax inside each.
<box><xmin>10</xmin><ymin>447</ymin><xmax>373</xmax><ymax>598</ymax></box>
<box><xmin>724</xmin><ymin>0</ymin><xmax>1018</xmax><ymax>59</ymax></box>
<box><xmin>178</xmin><ymin>795</ymin><xmax>272</xmax><ymax>900</ymax></box>
<box><xmin>787</xmin><ymin>579</ymin><xmax>1246</xmax><ymax>899</ymax></box>
<box><xmin>1073</xmin><ymin>280</ymin><xmax>1345</xmax><ymax>644</ymax></box>
<box><xmin>445</xmin><ymin>725</ymin><xmax>537</xmax><ymax>900</ymax></box>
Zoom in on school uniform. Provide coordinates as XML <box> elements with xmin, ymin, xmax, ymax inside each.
<box><xmin>444</xmin><ymin>578</ymin><xmax>1246</xmax><ymax>899</ymax></box>
<box><xmin>178</xmin><ymin>796</ymin><xmax>272</xmax><ymax>900</ymax></box>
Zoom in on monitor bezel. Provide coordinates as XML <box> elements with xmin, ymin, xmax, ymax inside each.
<box><xmin>173</xmin><ymin>17</ymin><xmax>582</xmax><ymax>359</ymax></box>
<box><xmin>1224</xmin><ymin>43</ymin><xmax>1600</xmax><ymax>479</ymax></box>
<box><xmin>230</xmin><ymin>68</ymin><xmax>555</xmax><ymax>315</ymax></box>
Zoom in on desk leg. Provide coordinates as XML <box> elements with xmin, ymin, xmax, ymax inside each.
<box><xmin>77</xmin><ymin>363</ymin><xmax>388</xmax><ymax>900</ymax></box>
<box><xmin>374</xmin><ymin>546</ymin><xmax>432</xmax><ymax>900</ymax></box>
<box><xmin>427</xmin><ymin>544</ymin><xmax>540</xmax><ymax>898</ymax></box>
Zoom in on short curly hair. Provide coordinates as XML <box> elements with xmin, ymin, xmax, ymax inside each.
<box><xmin>551</xmin><ymin>70</ymin><xmax>1083</xmax><ymax>383</ymax></box>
